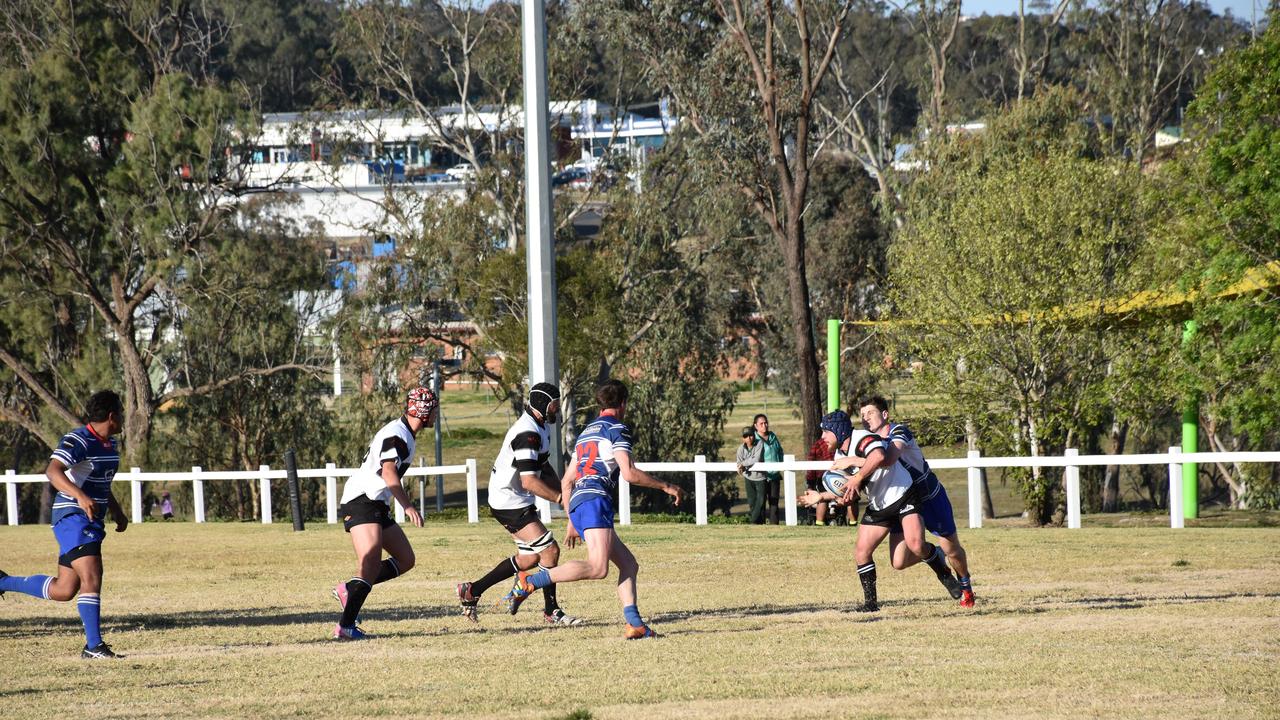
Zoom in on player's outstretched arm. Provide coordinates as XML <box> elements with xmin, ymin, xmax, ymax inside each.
<box><xmin>615</xmin><ymin>450</ymin><xmax>684</xmax><ymax>506</ymax></box>
<box><xmin>381</xmin><ymin>460</ymin><xmax>423</xmax><ymax>527</ymax></box>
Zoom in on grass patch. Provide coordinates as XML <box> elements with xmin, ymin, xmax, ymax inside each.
<box><xmin>1</xmin><ymin>522</ymin><xmax>1277</xmax><ymax>719</ymax></box>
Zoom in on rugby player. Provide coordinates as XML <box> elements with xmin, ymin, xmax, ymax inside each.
<box><xmin>456</xmin><ymin>382</ymin><xmax>581</xmax><ymax>626</ymax></box>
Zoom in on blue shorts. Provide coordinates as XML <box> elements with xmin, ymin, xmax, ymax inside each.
<box><xmin>919</xmin><ymin>482</ymin><xmax>958</xmax><ymax>538</ymax></box>
<box><xmin>53</xmin><ymin>512</ymin><xmax>107</xmax><ymax>560</ymax></box>
<box><xmin>569</xmin><ymin>495</ymin><xmax>615</xmax><ymax>532</ymax></box>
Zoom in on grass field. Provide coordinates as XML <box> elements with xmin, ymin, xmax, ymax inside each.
<box><xmin>2</xmin><ymin>521</ymin><xmax>1278</xmax><ymax>719</ymax></box>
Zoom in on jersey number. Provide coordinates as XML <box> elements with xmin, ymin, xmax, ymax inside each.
<box><xmin>574</xmin><ymin>441</ymin><xmax>600</xmax><ymax>479</ymax></box>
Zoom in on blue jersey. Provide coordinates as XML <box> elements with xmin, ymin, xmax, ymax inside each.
<box><xmin>49</xmin><ymin>426</ymin><xmax>119</xmax><ymax>525</ymax></box>
<box><xmin>567</xmin><ymin>414</ymin><xmax>633</xmax><ymax>512</ymax></box>
<box><xmin>889</xmin><ymin>423</ymin><xmax>941</xmax><ymax>501</ymax></box>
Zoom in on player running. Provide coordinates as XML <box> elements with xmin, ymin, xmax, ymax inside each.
<box><xmin>857</xmin><ymin>396</ymin><xmax>975</xmax><ymax>607</ymax></box>
<box><xmin>455</xmin><ymin>382</ymin><xmax>581</xmax><ymax>626</ymax></box>
<box><xmin>502</xmin><ymin>379</ymin><xmax>684</xmax><ymax>639</ymax></box>
<box><xmin>330</xmin><ymin>387</ymin><xmax>435</xmax><ymax>640</ymax></box>
<box><xmin>799</xmin><ymin>410</ymin><xmax>957</xmax><ymax>612</ymax></box>
<box><xmin>0</xmin><ymin>390</ymin><xmax>129</xmax><ymax>658</ymax></box>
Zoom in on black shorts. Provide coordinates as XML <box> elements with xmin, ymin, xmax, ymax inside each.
<box><xmin>861</xmin><ymin>486</ymin><xmax>922</xmax><ymax>528</ymax></box>
<box><xmin>58</xmin><ymin>542</ymin><xmax>102</xmax><ymax>568</ymax></box>
<box><xmin>341</xmin><ymin>496</ymin><xmax>395</xmax><ymax>532</ymax></box>
<box><xmin>489</xmin><ymin>504</ymin><xmax>541</xmax><ymax>534</ymax></box>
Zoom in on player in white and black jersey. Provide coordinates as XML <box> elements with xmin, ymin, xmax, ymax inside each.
<box><xmin>859</xmin><ymin>396</ymin><xmax>975</xmax><ymax>608</ymax></box>
<box><xmin>455</xmin><ymin>382</ymin><xmax>581</xmax><ymax>626</ymax></box>
<box><xmin>799</xmin><ymin>410</ymin><xmax>954</xmax><ymax>612</ymax></box>
<box><xmin>329</xmin><ymin>387</ymin><xmax>435</xmax><ymax>640</ymax></box>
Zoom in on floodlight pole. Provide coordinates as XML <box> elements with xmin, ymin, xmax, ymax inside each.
<box><xmin>827</xmin><ymin>319</ymin><xmax>840</xmax><ymax>412</ymax></box>
<box><xmin>522</xmin><ymin>0</ymin><xmax>563</xmax><ymax>471</ymax></box>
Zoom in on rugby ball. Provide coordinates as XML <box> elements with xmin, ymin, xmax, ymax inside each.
<box><xmin>822</xmin><ymin>470</ymin><xmax>853</xmax><ymax>496</ymax></box>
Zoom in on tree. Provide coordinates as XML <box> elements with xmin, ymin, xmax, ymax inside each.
<box><xmin>1164</xmin><ymin>13</ymin><xmax>1280</xmax><ymax>508</ymax></box>
<box><xmin>595</xmin><ymin>0</ymin><xmax>860</xmax><ymax>444</ymax></box>
<box><xmin>887</xmin><ymin>89</ymin><xmax>1163</xmax><ymax>524</ymax></box>
<box><xmin>0</xmin><ymin>1</ymin><xmax>328</xmax><ymax>465</ymax></box>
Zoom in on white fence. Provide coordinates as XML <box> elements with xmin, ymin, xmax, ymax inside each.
<box><xmin>4</xmin><ymin>449</ymin><xmax>1278</xmax><ymax>529</ymax></box>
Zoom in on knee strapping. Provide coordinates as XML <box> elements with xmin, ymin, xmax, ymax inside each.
<box><xmin>515</xmin><ymin>529</ymin><xmax>555</xmax><ymax>556</ymax></box>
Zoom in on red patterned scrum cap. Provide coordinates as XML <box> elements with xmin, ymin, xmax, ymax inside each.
<box><xmin>406</xmin><ymin>387</ymin><xmax>439</xmax><ymax>419</ymax></box>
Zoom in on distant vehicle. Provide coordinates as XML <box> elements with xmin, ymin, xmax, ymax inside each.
<box><xmin>552</xmin><ymin>167</ymin><xmax>589</xmax><ymax>187</ymax></box>
<box><xmin>445</xmin><ymin>163</ymin><xmax>477</xmax><ymax>181</ymax></box>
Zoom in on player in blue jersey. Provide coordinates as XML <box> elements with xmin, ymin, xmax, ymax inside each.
<box><xmin>502</xmin><ymin>379</ymin><xmax>684</xmax><ymax>639</ymax></box>
<box><xmin>857</xmin><ymin>396</ymin><xmax>974</xmax><ymax>607</ymax></box>
<box><xmin>0</xmin><ymin>390</ymin><xmax>129</xmax><ymax>658</ymax></box>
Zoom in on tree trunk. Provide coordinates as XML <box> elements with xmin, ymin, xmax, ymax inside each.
<box><xmin>39</xmin><ymin>482</ymin><xmax>54</xmax><ymax>525</ymax></box>
<box><xmin>781</xmin><ymin>216</ymin><xmax>823</xmax><ymax>443</ymax></box>
<box><xmin>1102</xmin><ymin>418</ymin><xmax>1128</xmax><ymax>512</ymax></box>
<box><xmin>117</xmin><ymin>336</ymin><xmax>155</xmax><ymax>468</ymax></box>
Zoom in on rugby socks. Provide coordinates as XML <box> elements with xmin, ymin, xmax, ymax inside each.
<box><xmin>959</xmin><ymin>575</ymin><xmax>972</xmax><ymax>591</ymax></box>
<box><xmin>77</xmin><ymin>593</ymin><xmax>102</xmax><ymax>648</ymax></box>
<box><xmin>0</xmin><ymin>573</ymin><xmax>52</xmax><ymax>600</ymax></box>
<box><xmin>923</xmin><ymin>544</ymin><xmax>950</xmax><ymax>578</ymax></box>
<box><xmin>623</xmin><ymin>604</ymin><xmax>644</xmax><ymax>628</ymax></box>
<box><xmin>539</xmin><ymin>564</ymin><xmax>559</xmax><ymax>613</ymax></box>
<box><xmin>373</xmin><ymin>558</ymin><xmax>400</xmax><ymax>585</ymax></box>
<box><xmin>525</xmin><ymin>569</ymin><xmax>553</xmax><ymax>590</ymax></box>
<box><xmin>857</xmin><ymin>562</ymin><xmax>878</xmax><ymax>605</ymax></box>
<box><xmin>339</xmin><ymin>578</ymin><xmax>372</xmax><ymax>628</ymax></box>
<box><xmin>470</xmin><ymin>556</ymin><xmax>519</xmax><ymax>598</ymax></box>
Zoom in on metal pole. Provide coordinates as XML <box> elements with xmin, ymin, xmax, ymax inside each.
<box><xmin>1181</xmin><ymin>320</ymin><xmax>1199</xmax><ymax>519</ymax></box>
<box><xmin>433</xmin><ymin>361</ymin><xmax>444</xmax><ymax>512</ymax></box>
<box><xmin>522</xmin><ymin>0</ymin><xmax>563</xmax><ymax>474</ymax></box>
<box><xmin>827</xmin><ymin>319</ymin><xmax>840</xmax><ymax>412</ymax></box>
<box><xmin>285</xmin><ymin>449</ymin><xmax>305</xmax><ymax>531</ymax></box>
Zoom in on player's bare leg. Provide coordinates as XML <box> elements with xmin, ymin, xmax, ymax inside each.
<box><xmin>334</xmin><ymin>523</ymin><xmax>383</xmax><ymax>639</ymax></box>
<box><xmin>853</xmin><ymin>523</ymin><xmax>889</xmax><ymax>612</ymax></box>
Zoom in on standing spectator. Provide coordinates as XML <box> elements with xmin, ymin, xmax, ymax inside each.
<box><xmin>160</xmin><ymin>492</ymin><xmax>174</xmax><ymax>521</ymax></box>
<box><xmin>736</xmin><ymin>427</ymin><xmax>766</xmax><ymax>523</ymax></box>
<box><xmin>753</xmin><ymin>414</ymin><xmax>784</xmax><ymax>524</ymax></box>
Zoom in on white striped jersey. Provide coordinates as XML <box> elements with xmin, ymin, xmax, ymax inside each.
<box><xmin>341</xmin><ymin>417</ymin><xmax>416</xmax><ymax>506</ymax></box>
<box><xmin>488</xmin><ymin>411</ymin><xmax>552</xmax><ymax>511</ymax></box>
<box><xmin>837</xmin><ymin>429</ymin><xmax>912</xmax><ymax>511</ymax></box>
<box><xmin>49</xmin><ymin>426</ymin><xmax>119</xmax><ymax>524</ymax></box>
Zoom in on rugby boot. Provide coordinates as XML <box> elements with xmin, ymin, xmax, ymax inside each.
<box><xmin>623</xmin><ymin>623</ymin><xmax>657</xmax><ymax>639</ymax></box>
<box><xmin>959</xmin><ymin>589</ymin><xmax>976</xmax><ymax>608</ymax></box>
<box><xmin>333</xmin><ymin>624</ymin><xmax>369</xmax><ymax>641</ymax></box>
<box><xmin>332</xmin><ymin>581</ymin><xmax>348</xmax><ymax>609</ymax></box>
<box><xmin>544</xmin><ymin>608</ymin><xmax>583</xmax><ymax>626</ymax></box>
<box><xmin>457</xmin><ymin>582</ymin><xmax>479</xmax><ymax>623</ymax></box>
<box><xmin>81</xmin><ymin>642</ymin><xmax>120</xmax><ymax>659</ymax></box>
<box><xmin>499</xmin><ymin>571</ymin><xmax>533</xmax><ymax>615</ymax></box>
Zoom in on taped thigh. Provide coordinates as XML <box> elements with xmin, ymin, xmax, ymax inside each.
<box><xmin>514</xmin><ymin>529</ymin><xmax>555</xmax><ymax>555</ymax></box>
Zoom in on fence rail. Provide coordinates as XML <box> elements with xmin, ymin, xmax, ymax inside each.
<box><xmin>4</xmin><ymin>449</ymin><xmax>1278</xmax><ymax>529</ymax></box>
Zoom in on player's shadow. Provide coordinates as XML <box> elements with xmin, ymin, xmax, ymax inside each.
<box><xmin>0</xmin><ymin>604</ymin><xmax>460</xmax><ymax>639</ymax></box>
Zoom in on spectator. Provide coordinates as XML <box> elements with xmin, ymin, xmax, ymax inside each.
<box><xmin>160</xmin><ymin>492</ymin><xmax>174</xmax><ymax>521</ymax></box>
<box><xmin>736</xmin><ymin>427</ymin><xmax>767</xmax><ymax>524</ymax></box>
<box><xmin>752</xmin><ymin>414</ymin><xmax>784</xmax><ymax>524</ymax></box>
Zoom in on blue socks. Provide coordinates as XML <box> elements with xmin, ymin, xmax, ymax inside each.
<box><xmin>0</xmin><ymin>573</ymin><xmax>52</xmax><ymax>599</ymax></box>
<box><xmin>526</xmin><ymin>569</ymin><xmax>553</xmax><ymax>590</ymax></box>
<box><xmin>623</xmin><ymin>604</ymin><xmax>643</xmax><ymax>628</ymax></box>
<box><xmin>959</xmin><ymin>575</ymin><xmax>972</xmax><ymax>590</ymax></box>
<box><xmin>77</xmin><ymin>593</ymin><xmax>102</xmax><ymax>648</ymax></box>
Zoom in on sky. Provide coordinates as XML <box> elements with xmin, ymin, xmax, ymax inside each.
<box><xmin>961</xmin><ymin>0</ymin><xmax>1264</xmax><ymax>23</ymax></box>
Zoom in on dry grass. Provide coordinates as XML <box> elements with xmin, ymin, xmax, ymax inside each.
<box><xmin>2</xmin><ymin>521</ymin><xmax>1278</xmax><ymax>719</ymax></box>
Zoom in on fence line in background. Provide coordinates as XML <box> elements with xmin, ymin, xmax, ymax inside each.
<box><xmin>4</xmin><ymin>450</ymin><xmax>1278</xmax><ymax>529</ymax></box>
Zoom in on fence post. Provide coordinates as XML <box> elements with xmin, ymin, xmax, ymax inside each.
<box><xmin>465</xmin><ymin>458</ymin><xmax>478</xmax><ymax>523</ymax></box>
<box><xmin>5</xmin><ymin>469</ymin><xmax>17</xmax><ymax>526</ymax></box>
<box><xmin>130</xmin><ymin>467</ymin><xmax>142</xmax><ymax>524</ymax></box>
<box><xmin>619</xmin><ymin>479</ymin><xmax>631</xmax><ymax>526</ymax></box>
<box><xmin>967</xmin><ymin>450</ymin><xmax>982</xmax><ymax>529</ymax></box>
<box><xmin>694</xmin><ymin>455</ymin><xmax>708</xmax><ymax>526</ymax></box>
<box><xmin>285</xmin><ymin>450</ymin><xmax>305</xmax><ymax>531</ymax></box>
<box><xmin>192</xmin><ymin>466</ymin><xmax>205</xmax><ymax>523</ymax></box>
<box><xmin>783</xmin><ymin>454</ymin><xmax>797</xmax><ymax>526</ymax></box>
<box><xmin>326</xmin><ymin>462</ymin><xmax>338</xmax><ymax>524</ymax></box>
<box><xmin>1168</xmin><ymin>447</ymin><xmax>1184</xmax><ymax>529</ymax></box>
<box><xmin>1065</xmin><ymin>448</ymin><xmax>1081</xmax><ymax>529</ymax></box>
<box><xmin>259</xmin><ymin>465</ymin><xmax>272</xmax><ymax>524</ymax></box>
